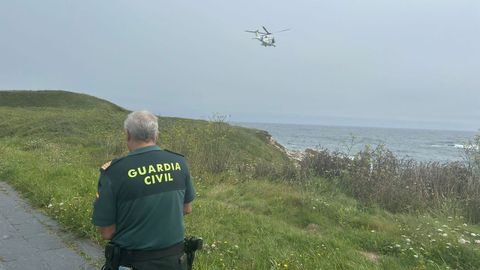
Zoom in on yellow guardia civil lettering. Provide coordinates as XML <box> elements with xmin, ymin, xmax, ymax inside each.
<box><xmin>127</xmin><ymin>162</ymin><xmax>182</xmax><ymax>185</ymax></box>
<box><xmin>144</xmin><ymin>173</ymin><xmax>174</xmax><ymax>185</ymax></box>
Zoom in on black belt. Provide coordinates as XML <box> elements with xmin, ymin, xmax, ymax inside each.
<box><xmin>120</xmin><ymin>241</ymin><xmax>184</xmax><ymax>264</ymax></box>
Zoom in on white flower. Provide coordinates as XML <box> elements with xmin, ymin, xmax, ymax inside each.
<box><xmin>458</xmin><ymin>238</ymin><xmax>468</xmax><ymax>244</ymax></box>
<box><xmin>395</xmin><ymin>244</ymin><xmax>401</xmax><ymax>248</ymax></box>
<box><xmin>414</xmin><ymin>254</ymin><xmax>419</xmax><ymax>258</ymax></box>
<box><xmin>442</xmin><ymin>233</ymin><xmax>448</xmax><ymax>237</ymax></box>
<box><xmin>470</xmin><ymin>233</ymin><xmax>476</xmax><ymax>237</ymax></box>
<box><xmin>442</xmin><ymin>225</ymin><xmax>448</xmax><ymax>228</ymax></box>
<box><xmin>437</xmin><ymin>228</ymin><xmax>443</xmax><ymax>232</ymax></box>
<box><xmin>463</xmin><ymin>223</ymin><xmax>468</xmax><ymax>227</ymax></box>
<box><xmin>475</xmin><ymin>240</ymin><xmax>480</xmax><ymax>244</ymax></box>
<box><xmin>406</xmin><ymin>238</ymin><xmax>411</xmax><ymax>243</ymax></box>
<box><xmin>211</xmin><ymin>243</ymin><xmax>216</xmax><ymax>248</ymax></box>
<box><xmin>59</xmin><ymin>202</ymin><xmax>64</xmax><ymax>206</ymax></box>
<box><xmin>371</xmin><ymin>230</ymin><xmax>375</xmax><ymax>233</ymax></box>
<box><xmin>47</xmin><ymin>203</ymin><xmax>53</xmax><ymax>208</ymax></box>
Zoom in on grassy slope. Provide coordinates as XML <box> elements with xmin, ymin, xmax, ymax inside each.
<box><xmin>0</xmin><ymin>90</ymin><xmax>479</xmax><ymax>269</ymax></box>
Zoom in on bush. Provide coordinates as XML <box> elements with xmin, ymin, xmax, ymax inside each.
<box><xmin>161</xmin><ymin>115</ymin><xmax>234</xmax><ymax>174</ymax></box>
<box><xmin>300</xmin><ymin>139</ymin><xmax>480</xmax><ymax>223</ymax></box>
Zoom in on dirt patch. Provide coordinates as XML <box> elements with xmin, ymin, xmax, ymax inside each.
<box><xmin>305</xmin><ymin>223</ymin><xmax>320</xmax><ymax>233</ymax></box>
<box><xmin>360</xmin><ymin>251</ymin><xmax>380</xmax><ymax>263</ymax></box>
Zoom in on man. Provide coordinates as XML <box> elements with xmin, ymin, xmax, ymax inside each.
<box><xmin>92</xmin><ymin>111</ymin><xmax>195</xmax><ymax>270</ymax></box>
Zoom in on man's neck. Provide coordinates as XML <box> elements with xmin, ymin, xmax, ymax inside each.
<box><xmin>129</xmin><ymin>141</ymin><xmax>156</xmax><ymax>152</ymax></box>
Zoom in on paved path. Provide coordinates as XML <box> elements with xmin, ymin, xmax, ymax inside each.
<box><xmin>0</xmin><ymin>181</ymin><xmax>103</xmax><ymax>270</ymax></box>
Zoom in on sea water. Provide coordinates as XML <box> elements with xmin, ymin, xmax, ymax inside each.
<box><xmin>237</xmin><ymin>122</ymin><xmax>478</xmax><ymax>162</ymax></box>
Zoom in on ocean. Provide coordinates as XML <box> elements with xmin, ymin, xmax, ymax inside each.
<box><xmin>236</xmin><ymin>122</ymin><xmax>478</xmax><ymax>163</ymax></box>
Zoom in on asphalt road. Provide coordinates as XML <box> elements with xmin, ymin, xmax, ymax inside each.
<box><xmin>0</xmin><ymin>181</ymin><xmax>102</xmax><ymax>270</ymax></box>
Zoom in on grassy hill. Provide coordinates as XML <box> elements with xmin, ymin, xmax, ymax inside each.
<box><xmin>0</xmin><ymin>90</ymin><xmax>479</xmax><ymax>269</ymax></box>
<box><xmin>0</xmin><ymin>90</ymin><xmax>125</xmax><ymax>110</ymax></box>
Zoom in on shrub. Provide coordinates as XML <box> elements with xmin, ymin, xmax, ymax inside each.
<box><xmin>300</xmin><ymin>139</ymin><xmax>480</xmax><ymax>223</ymax></box>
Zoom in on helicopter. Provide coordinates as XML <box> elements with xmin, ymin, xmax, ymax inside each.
<box><xmin>245</xmin><ymin>26</ymin><xmax>290</xmax><ymax>47</ymax></box>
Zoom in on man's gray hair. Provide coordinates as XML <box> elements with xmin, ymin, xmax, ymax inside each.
<box><xmin>124</xmin><ymin>111</ymin><xmax>159</xmax><ymax>142</ymax></box>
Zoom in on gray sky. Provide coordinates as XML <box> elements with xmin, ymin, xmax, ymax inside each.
<box><xmin>1</xmin><ymin>0</ymin><xmax>479</xmax><ymax>131</ymax></box>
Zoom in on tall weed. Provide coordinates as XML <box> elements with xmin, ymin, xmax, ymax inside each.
<box><xmin>300</xmin><ymin>137</ymin><xmax>480</xmax><ymax>223</ymax></box>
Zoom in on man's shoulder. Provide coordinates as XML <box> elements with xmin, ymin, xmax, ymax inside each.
<box><xmin>163</xmin><ymin>149</ymin><xmax>185</xmax><ymax>158</ymax></box>
<box><xmin>99</xmin><ymin>156</ymin><xmax>126</xmax><ymax>172</ymax></box>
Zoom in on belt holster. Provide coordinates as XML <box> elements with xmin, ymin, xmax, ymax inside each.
<box><xmin>184</xmin><ymin>236</ymin><xmax>203</xmax><ymax>270</ymax></box>
<box><xmin>103</xmin><ymin>242</ymin><xmax>121</xmax><ymax>270</ymax></box>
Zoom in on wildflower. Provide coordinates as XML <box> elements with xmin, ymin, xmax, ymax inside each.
<box><xmin>437</xmin><ymin>228</ymin><xmax>443</xmax><ymax>232</ymax></box>
<box><xmin>414</xmin><ymin>254</ymin><xmax>418</xmax><ymax>258</ymax></box>
<box><xmin>395</xmin><ymin>244</ymin><xmax>401</xmax><ymax>248</ymax></box>
<box><xmin>283</xmin><ymin>263</ymin><xmax>288</xmax><ymax>268</ymax></box>
<box><xmin>442</xmin><ymin>233</ymin><xmax>448</xmax><ymax>237</ymax></box>
<box><xmin>474</xmin><ymin>240</ymin><xmax>480</xmax><ymax>244</ymax></box>
<box><xmin>442</xmin><ymin>225</ymin><xmax>448</xmax><ymax>228</ymax></box>
<box><xmin>234</xmin><ymin>245</ymin><xmax>239</xmax><ymax>249</ymax></box>
<box><xmin>47</xmin><ymin>203</ymin><xmax>53</xmax><ymax>208</ymax></box>
<box><xmin>458</xmin><ymin>238</ymin><xmax>468</xmax><ymax>244</ymax></box>
<box><xmin>470</xmin><ymin>233</ymin><xmax>476</xmax><ymax>237</ymax></box>
<box><xmin>312</xmin><ymin>206</ymin><xmax>316</xmax><ymax>210</ymax></box>
<box><xmin>405</xmin><ymin>238</ymin><xmax>411</xmax><ymax>243</ymax></box>
<box><xmin>463</xmin><ymin>223</ymin><xmax>468</xmax><ymax>227</ymax></box>
<box><xmin>59</xmin><ymin>202</ymin><xmax>64</xmax><ymax>206</ymax></box>
<box><xmin>371</xmin><ymin>230</ymin><xmax>375</xmax><ymax>233</ymax></box>
<box><xmin>211</xmin><ymin>243</ymin><xmax>216</xmax><ymax>248</ymax></box>
<box><xmin>427</xmin><ymin>234</ymin><xmax>431</xmax><ymax>238</ymax></box>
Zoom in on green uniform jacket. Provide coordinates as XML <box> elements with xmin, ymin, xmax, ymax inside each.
<box><xmin>92</xmin><ymin>145</ymin><xmax>195</xmax><ymax>250</ymax></box>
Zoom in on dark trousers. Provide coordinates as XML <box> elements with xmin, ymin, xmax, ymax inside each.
<box><xmin>123</xmin><ymin>252</ymin><xmax>188</xmax><ymax>270</ymax></box>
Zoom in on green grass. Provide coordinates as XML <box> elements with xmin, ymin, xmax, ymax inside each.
<box><xmin>1</xmin><ymin>90</ymin><xmax>479</xmax><ymax>269</ymax></box>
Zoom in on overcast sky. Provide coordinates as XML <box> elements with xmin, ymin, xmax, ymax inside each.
<box><xmin>0</xmin><ymin>0</ymin><xmax>478</xmax><ymax>131</ymax></box>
